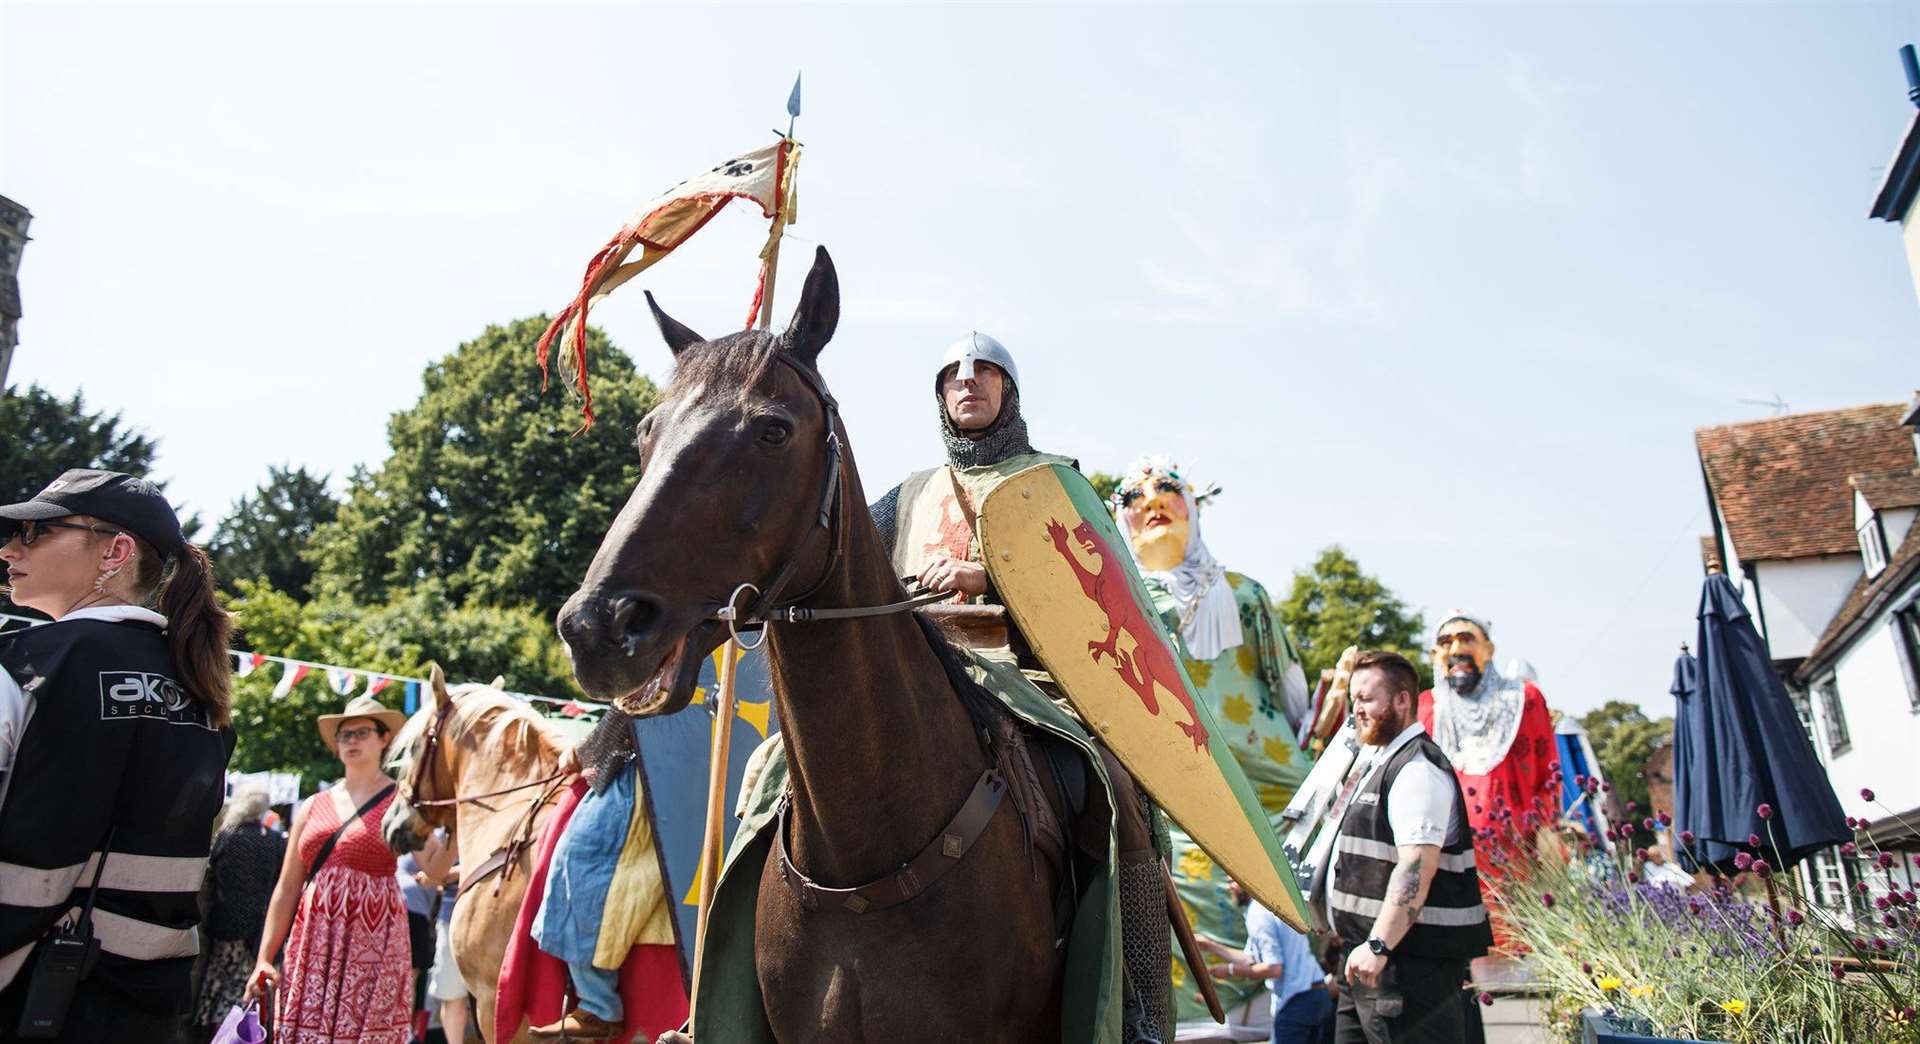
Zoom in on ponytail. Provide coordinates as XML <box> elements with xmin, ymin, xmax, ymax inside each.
<box><xmin>138</xmin><ymin>542</ymin><xmax>232</xmax><ymax>727</ymax></box>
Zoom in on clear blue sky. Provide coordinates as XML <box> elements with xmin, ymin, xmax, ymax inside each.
<box><xmin>5</xmin><ymin>3</ymin><xmax>1917</xmax><ymax>716</ymax></box>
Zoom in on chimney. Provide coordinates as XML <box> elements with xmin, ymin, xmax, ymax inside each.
<box><xmin>1904</xmin><ymin>44</ymin><xmax>1920</xmax><ymax>108</ymax></box>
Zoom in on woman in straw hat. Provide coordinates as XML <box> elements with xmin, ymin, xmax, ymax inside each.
<box><xmin>247</xmin><ymin>695</ymin><xmax>411</xmax><ymax>1043</ymax></box>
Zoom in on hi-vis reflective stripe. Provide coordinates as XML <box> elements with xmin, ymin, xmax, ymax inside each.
<box><xmin>1329</xmin><ymin>888</ymin><xmax>1489</xmax><ymax>927</ymax></box>
<box><xmin>0</xmin><ymin>853</ymin><xmax>207</xmax><ymax>907</ymax></box>
<box><xmin>89</xmin><ymin>907</ymin><xmax>200</xmax><ymax>960</ymax></box>
<box><xmin>1334</xmin><ymin>835</ymin><xmax>1477</xmax><ymax>872</ymax></box>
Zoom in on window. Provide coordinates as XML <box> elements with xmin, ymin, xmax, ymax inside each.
<box><xmin>1789</xmin><ymin>686</ymin><xmax>1819</xmax><ymax>748</ymax></box>
<box><xmin>1861</xmin><ymin>517</ymin><xmax>1890</xmax><ymax>576</ymax></box>
<box><xmin>1897</xmin><ymin>607</ymin><xmax>1920</xmax><ymax>712</ymax></box>
<box><xmin>1809</xmin><ymin>849</ymin><xmax>1853</xmax><ymax>914</ymax></box>
<box><xmin>1817</xmin><ymin>678</ymin><xmax>1851</xmax><ymax>755</ymax></box>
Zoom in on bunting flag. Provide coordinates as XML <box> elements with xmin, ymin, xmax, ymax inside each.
<box><xmin>560</xmin><ymin>700</ymin><xmax>587</xmax><ymax>718</ymax></box>
<box><xmin>366</xmin><ymin>676</ymin><xmax>393</xmax><ymax>698</ymax></box>
<box><xmin>326</xmin><ymin>667</ymin><xmax>359</xmax><ymax>696</ymax></box>
<box><xmin>234</xmin><ymin>652</ymin><xmax>267</xmax><ymax>678</ymax></box>
<box><xmin>272</xmin><ymin>663</ymin><xmax>311</xmax><ymax>701</ymax></box>
<box><xmin>404</xmin><ymin>681</ymin><xmax>421</xmax><ymax>715</ymax></box>
<box><xmin>536</xmin><ymin>137</ymin><xmax>800</xmax><ymax>427</ymax></box>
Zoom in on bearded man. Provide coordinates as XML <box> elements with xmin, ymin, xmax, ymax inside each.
<box><xmin>1417</xmin><ymin>611</ymin><xmax>1556</xmax><ymax>945</ymax></box>
<box><xmin>868</xmin><ymin>332</ymin><xmax>1176</xmax><ymax>1043</ymax></box>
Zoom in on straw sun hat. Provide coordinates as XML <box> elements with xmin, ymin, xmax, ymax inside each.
<box><xmin>316</xmin><ymin>695</ymin><xmax>409</xmax><ymax>750</ymax></box>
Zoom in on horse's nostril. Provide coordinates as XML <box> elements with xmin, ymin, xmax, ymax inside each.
<box><xmin>605</xmin><ymin>595</ymin><xmax>660</xmax><ymax>653</ymax></box>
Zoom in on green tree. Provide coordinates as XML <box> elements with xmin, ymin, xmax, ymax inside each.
<box><xmin>210</xmin><ymin>465</ymin><xmax>340</xmax><ymax>599</ymax></box>
<box><xmin>1580</xmin><ymin>699</ymin><xmax>1674</xmax><ymax>847</ymax></box>
<box><xmin>1086</xmin><ymin>470</ymin><xmax>1122</xmax><ymax>505</ymax></box>
<box><xmin>226</xmin><ymin>579</ymin><xmax>577</xmax><ymax>781</ymax></box>
<box><xmin>306</xmin><ymin>318</ymin><xmax>658</xmax><ymax>616</ymax></box>
<box><xmin>0</xmin><ymin>384</ymin><xmax>159</xmax><ymax>506</ymax></box>
<box><xmin>1278</xmin><ymin>545</ymin><xmax>1430</xmax><ymax>687</ymax></box>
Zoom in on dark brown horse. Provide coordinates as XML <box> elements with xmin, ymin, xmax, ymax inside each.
<box><xmin>556</xmin><ymin>248</ymin><xmax>1067</xmax><ymax>1043</ymax></box>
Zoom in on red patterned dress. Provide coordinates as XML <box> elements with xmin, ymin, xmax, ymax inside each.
<box><xmin>276</xmin><ymin>788</ymin><xmax>412</xmax><ymax>1043</ymax></box>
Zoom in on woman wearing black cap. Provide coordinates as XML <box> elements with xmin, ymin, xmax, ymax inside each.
<box><xmin>0</xmin><ymin>469</ymin><xmax>236</xmax><ymax>1041</ymax></box>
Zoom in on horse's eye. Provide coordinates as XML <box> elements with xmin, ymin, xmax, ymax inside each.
<box><xmin>761</xmin><ymin>422</ymin><xmax>792</xmax><ymax>447</ymax></box>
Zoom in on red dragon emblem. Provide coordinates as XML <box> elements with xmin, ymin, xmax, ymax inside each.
<box><xmin>1046</xmin><ymin>518</ymin><xmax>1208</xmax><ymax>751</ymax></box>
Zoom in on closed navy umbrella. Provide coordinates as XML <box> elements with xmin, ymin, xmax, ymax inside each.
<box><xmin>1672</xmin><ymin>572</ymin><xmax>1849</xmax><ymax>873</ymax></box>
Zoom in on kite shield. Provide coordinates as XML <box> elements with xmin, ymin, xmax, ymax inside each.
<box><xmin>975</xmin><ymin>462</ymin><xmax>1310</xmax><ymax>930</ymax></box>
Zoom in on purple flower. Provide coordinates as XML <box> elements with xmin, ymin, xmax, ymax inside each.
<box><xmin>1659</xmin><ymin>811</ymin><xmax>1672</xmax><ymax>826</ymax></box>
<box><xmin>1635</xmin><ymin>847</ymin><xmax>1649</xmax><ymax>861</ymax></box>
<box><xmin>1879</xmin><ymin>853</ymin><xmax>1896</xmax><ymax>869</ymax></box>
<box><xmin>1862</xmin><ymin>788</ymin><xmax>1876</xmax><ymax>802</ymax></box>
<box><xmin>1880</xmin><ymin>919</ymin><xmax>1896</xmax><ymax>933</ymax></box>
<box><xmin>1734</xmin><ymin>852</ymin><xmax>1754</xmax><ymax>871</ymax></box>
<box><xmin>1602</xmin><ymin>782</ymin><xmax>1613</xmax><ymax>793</ymax></box>
<box><xmin>1752</xmin><ymin>859</ymin><xmax>1772</xmax><ymax>878</ymax></box>
<box><xmin>1876</xmin><ymin>896</ymin><xmax>1891</xmax><ymax>911</ymax></box>
<box><xmin>1680</xmin><ymin>830</ymin><xmax>1696</xmax><ymax>845</ymax></box>
<box><xmin>1575</xmin><ymin>774</ymin><xmax>1588</xmax><ymax>787</ymax></box>
<box><xmin>1467</xmin><ymin>786</ymin><xmax>1477</xmax><ymax>797</ymax></box>
<box><xmin>1842</xmin><ymin>842</ymin><xmax>1857</xmax><ymax>856</ymax></box>
<box><xmin>1787</xmin><ymin>909</ymin><xmax>1805</xmax><ymax>926</ymax></box>
<box><xmin>1627</xmin><ymin>800</ymin><xmax>1638</xmax><ymax>813</ymax></box>
<box><xmin>1478</xmin><ymin>992</ymin><xmax>1494</xmax><ymax>1006</ymax></box>
<box><xmin>1541</xmin><ymin>892</ymin><xmax>1557</xmax><ymax>909</ymax></box>
<box><xmin>1548</xmin><ymin>761</ymin><xmax>1560</xmax><ymax>772</ymax></box>
<box><xmin>1832</xmin><ymin>963</ymin><xmax>1847</xmax><ymax>980</ymax></box>
<box><xmin>1628</xmin><ymin>871</ymin><xmax>1641</xmax><ymax>884</ymax></box>
<box><xmin>1581</xmin><ymin>961</ymin><xmax>1593</xmax><ymax>974</ymax></box>
<box><xmin>1642</xmin><ymin>817</ymin><xmax>1656</xmax><ymax>831</ymax></box>
<box><xmin>1757</xmin><ymin>803</ymin><xmax>1773</xmax><ymax>820</ymax></box>
<box><xmin>1845</xmin><ymin>816</ymin><xmax>1858</xmax><ymax>829</ymax></box>
<box><xmin>1747</xmin><ymin>833</ymin><xmax>1762</xmax><ymax>849</ymax></box>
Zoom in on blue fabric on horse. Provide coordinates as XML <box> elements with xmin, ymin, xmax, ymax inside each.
<box><xmin>1673</xmin><ymin>573</ymin><xmax>1849</xmax><ymax>873</ymax></box>
<box><xmin>533</xmin><ymin>761</ymin><xmax>639</xmax><ymax>966</ymax></box>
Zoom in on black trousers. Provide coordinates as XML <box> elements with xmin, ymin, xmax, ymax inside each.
<box><xmin>1333</xmin><ymin>955</ymin><xmax>1469</xmax><ymax>1044</ymax></box>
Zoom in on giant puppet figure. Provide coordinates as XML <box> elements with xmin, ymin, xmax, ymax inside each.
<box><xmin>1417</xmin><ymin>611</ymin><xmax>1556</xmax><ymax>943</ymax></box>
<box><xmin>1110</xmin><ymin>456</ymin><xmax>1314</xmax><ymax>1023</ymax></box>
<box><xmin>869</xmin><ymin>333</ymin><xmax>1177</xmax><ymax>1043</ymax></box>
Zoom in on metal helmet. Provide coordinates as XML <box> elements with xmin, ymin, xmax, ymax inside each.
<box><xmin>938</xmin><ymin>331</ymin><xmax>1020</xmax><ymax>390</ymax></box>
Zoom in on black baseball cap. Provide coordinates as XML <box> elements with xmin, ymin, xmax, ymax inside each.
<box><xmin>0</xmin><ymin>469</ymin><xmax>187</xmax><ymax>558</ymax></box>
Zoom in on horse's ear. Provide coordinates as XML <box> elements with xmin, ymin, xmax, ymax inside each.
<box><xmin>429</xmin><ymin>663</ymin><xmax>451</xmax><ymax>709</ymax></box>
<box><xmin>782</xmin><ymin>246</ymin><xmax>839</xmax><ymax>363</ymax></box>
<box><xmin>646</xmin><ymin>291</ymin><xmax>705</xmax><ymax>356</ymax></box>
<box><xmin>490</xmin><ymin>675</ymin><xmax>506</xmax><ymax>689</ymax></box>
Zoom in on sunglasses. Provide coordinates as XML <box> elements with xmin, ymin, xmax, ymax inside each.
<box><xmin>335</xmin><ymin>726</ymin><xmax>385</xmax><ymax>744</ymax></box>
<box><xmin>3</xmin><ymin>519</ymin><xmax>125</xmax><ymax>548</ymax></box>
<box><xmin>1116</xmin><ymin>479</ymin><xmax>1184</xmax><ymax>508</ymax></box>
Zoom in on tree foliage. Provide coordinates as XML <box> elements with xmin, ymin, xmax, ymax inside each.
<box><xmin>305</xmin><ymin>318</ymin><xmax>658</xmax><ymax>617</ymax></box>
<box><xmin>1580</xmin><ymin>699</ymin><xmax>1674</xmax><ymax>846</ymax></box>
<box><xmin>1277</xmin><ymin>545</ymin><xmax>1431</xmax><ymax>688</ymax></box>
<box><xmin>1085</xmin><ymin>470</ymin><xmax>1121</xmax><ymax>506</ymax></box>
<box><xmin>0</xmin><ymin>384</ymin><xmax>160</xmax><ymax>507</ymax></box>
<box><xmin>226</xmin><ymin>579</ymin><xmax>577</xmax><ymax>783</ymax></box>
<box><xmin>210</xmin><ymin>465</ymin><xmax>339</xmax><ymax>599</ymax></box>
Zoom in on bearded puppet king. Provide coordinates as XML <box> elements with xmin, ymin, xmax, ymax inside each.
<box><xmin>1112</xmin><ymin>456</ymin><xmax>1314</xmax><ymax>1021</ymax></box>
<box><xmin>1417</xmin><ymin>611</ymin><xmax>1556</xmax><ymax>940</ymax></box>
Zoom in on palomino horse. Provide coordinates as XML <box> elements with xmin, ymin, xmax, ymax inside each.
<box><xmin>382</xmin><ymin>667</ymin><xmax>573</xmax><ymax>1043</ymax></box>
<box><xmin>555</xmin><ymin>247</ymin><xmax>1071</xmax><ymax>1043</ymax></box>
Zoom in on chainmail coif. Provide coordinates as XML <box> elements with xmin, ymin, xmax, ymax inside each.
<box><xmin>939</xmin><ymin>382</ymin><xmax>1034</xmax><ymax>468</ymax></box>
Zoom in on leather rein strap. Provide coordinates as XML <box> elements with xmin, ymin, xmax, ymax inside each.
<box><xmin>709</xmin><ymin>353</ymin><xmax>950</xmax><ymax>634</ymax></box>
<box><xmin>775</xmin><ymin>768</ymin><xmax>1008</xmax><ymax>914</ymax></box>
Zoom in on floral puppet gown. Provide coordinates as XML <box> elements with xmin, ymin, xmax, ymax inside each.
<box><xmin>277</xmin><ymin>789</ymin><xmax>413</xmax><ymax>1044</ymax></box>
<box><xmin>1148</xmin><ymin>572</ymin><xmax>1314</xmax><ymax>1024</ymax></box>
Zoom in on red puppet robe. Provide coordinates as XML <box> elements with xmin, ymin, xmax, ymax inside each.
<box><xmin>1418</xmin><ymin>679</ymin><xmax>1556</xmax><ymax>948</ymax></box>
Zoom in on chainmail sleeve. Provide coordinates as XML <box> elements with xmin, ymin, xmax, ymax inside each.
<box><xmin>869</xmin><ymin>483</ymin><xmax>904</xmax><ymax>557</ymax></box>
<box><xmin>573</xmin><ymin>707</ymin><xmax>637</xmax><ymax>794</ymax></box>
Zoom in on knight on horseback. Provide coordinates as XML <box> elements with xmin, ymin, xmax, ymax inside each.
<box><xmin>868</xmin><ymin>334</ymin><xmax>1177</xmax><ymax>1044</ymax></box>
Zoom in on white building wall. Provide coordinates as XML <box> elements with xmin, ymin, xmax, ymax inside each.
<box><xmin>1752</xmin><ymin>555</ymin><xmax>1864</xmax><ymax>661</ymax></box>
<box><xmin>1819</xmin><ymin>618</ymin><xmax>1920</xmax><ymax>825</ymax></box>
<box><xmin>1884</xmin><ymin>506</ymin><xmax>1917</xmax><ymax>550</ymax></box>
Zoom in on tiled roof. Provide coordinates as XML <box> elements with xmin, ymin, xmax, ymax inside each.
<box><xmin>1798</xmin><ymin>522</ymin><xmax>1920</xmax><ymax>679</ymax></box>
<box><xmin>1695</xmin><ymin>404</ymin><xmax>1913</xmax><ymax>562</ymax></box>
<box><xmin>1698</xmin><ymin>535</ymin><xmax>1720</xmax><ymax>573</ymax></box>
<box><xmin>1852</xmin><ymin>467</ymin><xmax>1920</xmax><ymax>510</ymax></box>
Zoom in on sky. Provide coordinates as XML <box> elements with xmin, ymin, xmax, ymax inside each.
<box><xmin>4</xmin><ymin>2</ymin><xmax>1918</xmax><ymax>717</ymax></box>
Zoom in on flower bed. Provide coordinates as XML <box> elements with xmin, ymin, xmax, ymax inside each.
<box><xmin>1490</xmin><ymin>779</ymin><xmax>1917</xmax><ymax>1042</ymax></box>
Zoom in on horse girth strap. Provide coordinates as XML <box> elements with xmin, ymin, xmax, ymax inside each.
<box><xmin>775</xmin><ymin>768</ymin><xmax>1008</xmax><ymax>914</ymax></box>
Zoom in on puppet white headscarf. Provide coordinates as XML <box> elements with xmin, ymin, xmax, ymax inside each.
<box><xmin>1427</xmin><ymin>610</ymin><xmax>1530</xmax><ymax>776</ymax></box>
<box><xmin>1112</xmin><ymin>457</ymin><xmax>1243</xmax><ymax>662</ymax></box>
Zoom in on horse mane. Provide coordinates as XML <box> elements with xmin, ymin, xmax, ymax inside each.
<box><xmin>910</xmin><ymin>614</ymin><xmax>1013</xmax><ymax>745</ymax></box>
<box><xmin>663</xmin><ymin>331</ymin><xmax>806</xmax><ymax>414</ymax></box>
<box><xmin>386</xmin><ymin>683</ymin><xmax>566</xmax><ymax>778</ymax></box>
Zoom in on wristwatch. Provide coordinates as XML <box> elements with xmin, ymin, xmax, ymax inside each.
<box><xmin>1366</xmin><ymin>937</ymin><xmax>1393</xmax><ymax>957</ymax></box>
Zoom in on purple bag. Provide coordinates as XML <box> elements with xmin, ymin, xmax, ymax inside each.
<box><xmin>210</xmin><ymin>1001</ymin><xmax>265</xmax><ymax>1044</ymax></box>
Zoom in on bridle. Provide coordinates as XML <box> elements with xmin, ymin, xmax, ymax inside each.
<box><xmin>401</xmin><ymin>694</ymin><xmax>570</xmax><ymax>898</ymax></box>
<box><xmin>705</xmin><ymin>352</ymin><xmax>946</xmax><ymax>650</ymax></box>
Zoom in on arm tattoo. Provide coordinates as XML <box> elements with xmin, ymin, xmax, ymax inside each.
<box><xmin>1386</xmin><ymin>852</ymin><xmax>1427</xmax><ymax>911</ymax></box>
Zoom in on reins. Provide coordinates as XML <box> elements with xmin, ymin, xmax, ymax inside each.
<box><xmin>706</xmin><ymin>352</ymin><xmax>950</xmax><ymax>651</ymax></box>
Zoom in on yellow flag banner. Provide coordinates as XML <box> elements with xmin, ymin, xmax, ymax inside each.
<box><xmin>537</xmin><ymin>139</ymin><xmax>798</xmax><ymax>426</ymax></box>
